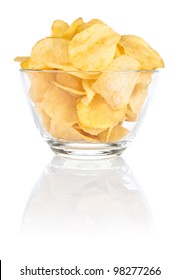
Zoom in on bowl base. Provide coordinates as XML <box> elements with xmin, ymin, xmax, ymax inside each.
<box><xmin>47</xmin><ymin>140</ymin><xmax>129</xmax><ymax>159</ymax></box>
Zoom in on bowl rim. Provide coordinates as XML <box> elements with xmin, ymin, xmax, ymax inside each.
<box><xmin>19</xmin><ymin>69</ymin><xmax>159</xmax><ymax>73</ymax></box>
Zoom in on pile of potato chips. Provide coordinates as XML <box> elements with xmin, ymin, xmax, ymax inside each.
<box><xmin>15</xmin><ymin>18</ymin><xmax>164</xmax><ymax>142</ymax></box>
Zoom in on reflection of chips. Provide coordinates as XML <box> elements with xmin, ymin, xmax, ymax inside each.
<box><xmin>28</xmin><ymin>72</ymin><xmax>55</xmax><ymax>102</ymax></box>
<box><xmin>118</xmin><ymin>35</ymin><xmax>164</xmax><ymax>69</ymax></box>
<box><xmin>42</xmin><ymin>84</ymin><xmax>77</xmax><ymax>125</ymax></box>
<box><xmin>93</xmin><ymin>55</ymin><xmax>140</xmax><ymax>109</ymax></box>
<box><xmin>126</xmin><ymin>84</ymin><xmax>148</xmax><ymax>121</ymax></box>
<box><xmin>77</xmin><ymin>94</ymin><xmax>126</xmax><ymax>130</ymax></box>
<box><xmin>98</xmin><ymin>124</ymin><xmax>129</xmax><ymax>142</ymax></box>
<box><xmin>29</xmin><ymin>37</ymin><xmax>70</xmax><ymax>69</ymax></box>
<box><xmin>61</xmin><ymin>18</ymin><xmax>84</xmax><ymax>40</ymax></box>
<box><xmin>51</xmin><ymin>20</ymin><xmax>69</xmax><ymax>37</ymax></box>
<box><xmin>69</xmin><ymin>23</ymin><xmax>121</xmax><ymax>71</ymax></box>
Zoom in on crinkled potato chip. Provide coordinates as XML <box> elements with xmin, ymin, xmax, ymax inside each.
<box><xmin>118</xmin><ymin>35</ymin><xmax>164</xmax><ymax>69</ymax></box>
<box><xmin>77</xmin><ymin>19</ymin><xmax>104</xmax><ymax>33</ymax></box>
<box><xmin>29</xmin><ymin>37</ymin><xmax>70</xmax><ymax>69</ymax></box>
<box><xmin>56</xmin><ymin>71</ymin><xmax>83</xmax><ymax>91</ymax></box>
<box><xmin>14</xmin><ymin>56</ymin><xmax>29</xmax><ymax>62</ymax></box>
<box><xmin>42</xmin><ymin>84</ymin><xmax>77</xmax><ymax>125</ymax></box>
<box><xmin>98</xmin><ymin>124</ymin><xmax>128</xmax><ymax>142</ymax></box>
<box><xmin>93</xmin><ymin>55</ymin><xmax>140</xmax><ymax>109</ymax></box>
<box><xmin>50</xmin><ymin>80</ymin><xmax>86</xmax><ymax>96</ymax></box>
<box><xmin>126</xmin><ymin>84</ymin><xmax>148</xmax><ymax>121</ymax></box>
<box><xmin>69</xmin><ymin>23</ymin><xmax>121</xmax><ymax>71</ymax></box>
<box><xmin>28</xmin><ymin>72</ymin><xmax>55</xmax><ymax>102</ymax></box>
<box><xmin>51</xmin><ymin>20</ymin><xmax>69</xmax><ymax>37</ymax></box>
<box><xmin>61</xmin><ymin>18</ymin><xmax>84</xmax><ymax>40</ymax></box>
<box><xmin>45</xmin><ymin>63</ymin><xmax>100</xmax><ymax>79</ymax></box>
<box><xmin>50</xmin><ymin>119</ymin><xmax>83</xmax><ymax>140</ymax></box>
<box><xmin>137</xmin><ymin>72</ymin><xmax>152</xmax><ymax>87</ymax></box>
<box><xmin>77</xmin><ymin>94</ymin><xmax>126</xmax><ymax>130</ymax></box>
<box><xmin>80</xmin><ymin>79</ymin><xmax>95</xmax><ymax>105</ymax></box>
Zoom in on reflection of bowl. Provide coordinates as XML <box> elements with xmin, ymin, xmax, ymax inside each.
<box><xmin>22</xmin><ymin>157</ymin><xmax>152</xmax><ymax>236</ymax></box>
<box><xmin>20</xmin><ymin>69</ymin><xmax>158</xmax><ymax>158</ymax></box>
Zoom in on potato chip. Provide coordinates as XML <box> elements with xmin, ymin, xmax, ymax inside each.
<box><xmin>137</xmin><ymin>72</ymin><xmax>152</xmax><ymax>87</ymax></box>
<box><xmin>126</xmin><ymin>84</ymin><xmax>148</xmax><ymax>121</ymax></box>
<box><xmin>72</xmin><ymin>124</ymin><xmax>99</xmax><ymax>142</ymax></box>
<box><xmin>50</xmin><ymin>119</ymin><xmax>83</xmax><ymax>140</ymax></box>
<box><xmin>56</xmin><ymin>71</ymin><xmax>83</xmax><ymax>91</ymax></box>
<box><xmin>14</xmin><ymin>56</ymin><xmax>29</xmax><ymax>62</ymax></box>
<box><xmin>77</xmin><ymin>19</ymin><xmax>104</xmax><ymax>33</ymax></box>
<box><xmin>118</xmin><ymin>35</ymin><xmax>164</xmax><ymax>69</ymax></box>
<box><xmin>20</xmin><ymin>60</ymin><xmax>30</xmax><ymax>69</ymax></box>
<box><xmin>35</xmin><ymin>102</ymin><xmax>51</xmax><ymax>130</ymax></box>
<box><xmin>61</xmin><ymin>18</ymin><xmax>84</xmax><ymax>40</ymax></box>
<box><xmin>29</xmin><ymin>37</ymin><xmax>70</xmax><ymax>69</ymax></box>
<box><xmin>50</xmin><ymin>80</ymin><xmax>86</xmax><ymax>96</ymax></box>
<box><xmin>45</xmin><ymin>63</ymin><xmax>101</xmax><ymax>79</ymax></box>
<box><xmin>69</xmin><ymin>23</ymin><xmax>121</xmax><ymax>71</ymax></box>
<box><xmin>98</xmin><ymin>123</ymin><xmax>128</xmax><ymax>142</ymax></box>
<box><xmin>80</xmin><ymin>79</ymin><xmax>95</xmax><ymax>105</ymax></box>
<box><xmin>42</xmin><ymin>84</ymin><xmax>77</xmax><ymax>125</ymax></box>
<box><xmin>78</xmin><ymin>124</ymin><xmax>104</xmax><ymax>135</ymax></box>
<box><xmin>51</xmin><ymin>20</ymin><xmax>69</xmax><ymax>37</ymax></box>
<box><xmin>114</xmin><ymin>46</ymin><xmax>121</xmax><ymax>58</ymax></box>
<box><xmin>93</xmin><ymin>55</ymin><xmax>140</xmax><ymax>109</ymax></box>
<box><xmin>28</xmin><ymin>72</ymin><xmax>55</xmax><ymax>102</ymax></box>
<box><xmin>77</xmin><ymin>94</ymin><xmax>126</xmax><ymax>130</ymax></box>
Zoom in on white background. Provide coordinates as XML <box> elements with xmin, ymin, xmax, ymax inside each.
<box><xmin>0</xmin><ymin>0</ymin><xmax>179</xmax><ymax>279</ymax></box>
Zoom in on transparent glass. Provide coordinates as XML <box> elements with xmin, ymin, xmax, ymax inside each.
<box><xmin>20</xmin><ymin>69</ymin><xmax>158</xmax><ymax>159</ymax></box>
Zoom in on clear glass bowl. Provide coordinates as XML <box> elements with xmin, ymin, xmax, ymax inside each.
<box><xmin>20</xmin><ymin>69</ymin><xmax>158</xmax><ymax>159</ymax></box>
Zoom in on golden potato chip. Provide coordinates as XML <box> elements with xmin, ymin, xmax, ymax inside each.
<box><xmin>72</xmin><ymin>124</ymin><xmax>99</xmax><ymax>142</ymax></box>
<box><xmin>98</xmin><ymin>124</ymin><xmax>128</xmax><ymax>142</ymax></box>
<box><xmin>42</xmin><ymin>84</ymin><xmax>77</xmax><ymax>125</ymax></box>
<box><xmin>20</xmin><ymin>60</ymin><xmax>30</xmax><ymax>69</ymax></box>
<box><xmin>126</xmin><ymin>84</ymin><xmax>148</xmax><ymax>121</ymax></box>
<box><xmin>78</xmin><ymin>124</ymin><xmax>104</xmax><ymax>135</ymax></box>
<box><xmin>50</xmin><ymin>119</ymin><xmax>83</xmax><ymax>140</ymax></box>
<box><xmin>77</xmin><ymin>94</ymin><xmax>126</xmax><ymax>130</ymax></box>
<box><xmin>50</xmin><ymin>80</ymin><xmax>86</xmax><ymax>96</ymax></box>
<box><xmin>69</xmin><ymin>23</ymin><xmax>121</xmax><ymax>71</ymax></box>
<box><xmin>35</xmin><ymin>102</ymin><xmax>51</xmax><ymax>130</ymax></box>
<box><xmin>28</xmin><ymin>72</ymin><xmax>55</xmax><ymax>102</ymax></box>
<box><xmin>45</xmin><ymin>63</ymin><xmax>100</xmax><ymax>79</ymax></box>
<box><xmin>14</xmin><ymin>56</ymin><xmax>29</xmax><ymax>62</ymax></box>
<box><xmin>118</xmin><ymin>35</ymin><xmax>164</xmax><ymax>69</ymax></box>
<box><xmin>80</xmin><ymin>79</ymin><xmax>95</xmax><ymax>105</ymax></box>
<box><xmin>61</xmin><ymin>18</ymin><xmax>84</xmax><ymax>40</ymax></box>
<box><xmin>29</xmin><ymin>37</ymin><xmax>70</xmax><ymax>69</ymax></box>
<box><xmin>51</xmin><ymin>20</ymin><xmax>69</xmax><ymax>37</ymax></box>
<box><xmin>114</xmin><ymin>46</ymin><xmax>121</xmax><ymax>58</ymax></box>
<box><xmin>137</xmin><ymin>72</ymin><xmax>152</xmax><ymax>87</ymax></box>
<box><xmin>56</xmin><ymin>71</ymin><xmax>83</xmax><ymax>91</ymax></box>
<box><xmin>93</xmin><ymin>55</ymin><xmax>140</xmax><ymax>109</ymax></box>
<box><xmin>77</xmin><ymin>19</ymin><xmax>104</xmax><ymax>33</ymax></box>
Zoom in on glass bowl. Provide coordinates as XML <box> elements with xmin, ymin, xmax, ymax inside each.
<box><xmin>20</xmin><ymin>69</ymin><xmax>158</xmax><ymax>159</ymax></box>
